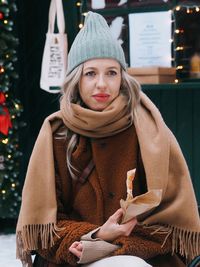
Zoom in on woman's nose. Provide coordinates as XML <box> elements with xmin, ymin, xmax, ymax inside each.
<box><xmin>96</xmin><ymin>74</ymin><xmax>107</xmax><ymax>89</ymax></box>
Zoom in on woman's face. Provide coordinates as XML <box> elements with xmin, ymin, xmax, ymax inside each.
<box><xmin>79</xmin><ymin>58</ymin><xmax>121</xmax><ymax>111</ymax></box>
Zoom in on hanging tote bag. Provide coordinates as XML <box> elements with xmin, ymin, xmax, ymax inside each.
<box><xmin>40</xmin><ymin>0</ymin><xmax>67</xmax><ymax>93</ymax></box>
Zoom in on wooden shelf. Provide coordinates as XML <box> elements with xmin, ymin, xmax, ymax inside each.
<box><xmin>142</xmin><ymin>82</ymin><xmax>200</xmax><ymax>90</ymax></box>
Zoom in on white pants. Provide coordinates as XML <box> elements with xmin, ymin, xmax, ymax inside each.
<box><xmin>83</xmin><ymin>255</ymin><xmax>152</xmax><ymax>267</ymax></box>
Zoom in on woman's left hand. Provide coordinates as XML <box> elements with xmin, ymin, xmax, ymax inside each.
<box><xmin>69</xmin><ymin>241</ymin><xmax>83</xmax><ymax>258</ymax></box>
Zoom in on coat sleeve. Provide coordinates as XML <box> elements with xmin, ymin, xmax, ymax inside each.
<box><xmin>111</xmin><ymin>224</ymin><xmax>172</xmax><ymax>260</ymax></box>
<box><xmin>36</xmin><ymin>137</ymin><xmax>98</xmax><ymax>266</ymax></box>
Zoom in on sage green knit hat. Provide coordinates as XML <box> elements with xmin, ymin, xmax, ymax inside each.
<box><xmin>67</xmin><ymin>11</ymin><xmax>126</xmax><ymax>74</ymax></box>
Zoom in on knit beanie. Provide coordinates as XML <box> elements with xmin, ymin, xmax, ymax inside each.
<box><xmin>67</xmin><ymin>11</ymin><xmax>126</xmax><ymax>74</ymax></box>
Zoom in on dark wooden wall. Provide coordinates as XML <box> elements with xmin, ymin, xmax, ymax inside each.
<box><xmin>144</xmin><ymin>83</ymin><xmax>200</xmax><ymax>204</ymax></box>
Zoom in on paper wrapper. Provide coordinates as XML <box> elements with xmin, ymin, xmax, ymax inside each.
<box><xmin>120</xmin><ymin>169</ymin><xmax>162</xmax><ymax>224</ymax></box>
<box><xmin>120</xmin><ymin>189</ymin><xmax>162</xmax><ymax>223</ymax></box>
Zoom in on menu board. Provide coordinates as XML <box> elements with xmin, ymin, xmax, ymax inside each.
<box><xmin>87</xmin><ymin>0</ymin><xmax>172</xmax><ymax>10</ymax></box>
<box><xmin>129</xmin><ymin>11</ymin><xmax>172</xmax><ymax>67</ymax></box>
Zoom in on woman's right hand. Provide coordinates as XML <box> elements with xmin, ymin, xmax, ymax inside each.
<box><xmin>94</xmin><ymin>208</ymin><xmax>137</xmax><ymax>242</ymax></box>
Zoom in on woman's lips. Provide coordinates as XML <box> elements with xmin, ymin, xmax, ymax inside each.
<box><xmin>92</xmin><ymin>94</ymin><xmax>110</xmax><ymax>102</ymax></box>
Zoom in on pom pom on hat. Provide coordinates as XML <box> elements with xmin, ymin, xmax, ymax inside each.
<box><xmin>67</xmin><ymin>11</ymin><xmax>126</xmax><ymax>74</ymax></box>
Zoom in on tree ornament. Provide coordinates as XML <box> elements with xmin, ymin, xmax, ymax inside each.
<box><xmin>0</xmin><ymin>92</ymin><xmax>6</xmax><ymax>104</ymax></box>
<box><xmin>0</xmin><ymin>92</ymin><xmax>12</xmax><ymax>135</ymax></box>
<box><xmin>0</xmin><ymin>11</ymin><xmax>4</xmax><ymax>20</ymax></box>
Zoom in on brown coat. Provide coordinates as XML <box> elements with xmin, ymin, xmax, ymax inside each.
<box><xmin>37</xmin><ymin>124</ymin><xmax>185</xmax><ymax>267</ymax></box>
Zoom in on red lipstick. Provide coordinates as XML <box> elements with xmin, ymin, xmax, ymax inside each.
<box><xmin>92</xmin><ymin>93</ymin><xmax>110</xmax><ymax>102</ymax></box>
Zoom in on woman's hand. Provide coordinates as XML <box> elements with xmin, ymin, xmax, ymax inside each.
<box><xmin>94</xmin><ymin>208</ymin><xmax>137</xmax><ymax>242</ymax></box>
<box><xmin>69</xmin><ymin>241</ymin><xmax>83</xmax><ymax>259</ymax></box>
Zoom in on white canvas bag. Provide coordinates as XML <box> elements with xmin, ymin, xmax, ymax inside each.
<box><xmin>40</xmin><ymin>0</ymin><xmax>67</xmax><ymax>93</ymax></box>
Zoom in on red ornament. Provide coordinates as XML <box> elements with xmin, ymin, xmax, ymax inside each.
<box><xmin>0</xmin><ymin>12</ymin><xmax>4</xmax><ymax>20</ymax></box>
<box><xmin>0</xmin><ymin>106</ymin><xmax>12</xmax><ymax>135</ymax></box>
<box><xmin>0</xmin><ymin>92</ymin><xmax>12</xmax><ymax>135</ymax></box>
<box><xmin>0</xmin><ymin>92</ymin><xmax>6</xmax><ymax>104</ymax></box>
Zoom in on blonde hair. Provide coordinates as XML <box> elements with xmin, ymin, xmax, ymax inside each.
<box><xmin>60</xmin><ymin>64</ymin><xmax>141</xmax><ymax>180</ymax></box>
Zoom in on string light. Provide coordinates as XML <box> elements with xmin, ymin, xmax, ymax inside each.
<box><xmin>2</xmin><ymin>138</ymin><xmax>8</xmax><ymax>144</ymax></box>
<box><xmin>79</xmin><ymin>23</ymin><xmax>83</xmax><ymax>29</ymax></box>
<box><xmin>76</xmin><ymin>2</ymin><xmax>81</xmax><ymax>6</ymax></box>
<box><xmin>176</xmin><ymin>66</ymin><xmax>184</xmax><ymax>70</ymax></box>
<box><xmin>173</xmin><ymin>4</ymin><xmax>200</xmax><ymax>81</ymax></box>
<box><xmin>8</xmin><ymin>154</ymin><xmax>11</xmax><ymax>159</ymax></box>
<box><xmin>1</xmin><ymin>190</ymin><xmax>6</xmax><ymax>194</ymax></box>
<box><xmin>14</xmin><ymin>103</ymin><xmax>19</xmax><ymax>109</ymax></box>
<box><xmin>175</xmin><ymin>29</ymin><xmax>184</xmax><ymax>34</ymax></box>
<box><xmin>4</xmin><ymin>19</ymin><xmax>8</xmax><ymax>24</ymax></box>
<box><xmin>0</xmin><ymin>67</ymin><xmax>5</xmax><ymax>73</ymax></box>
<box><xmin>11</xmin><ymin>183</ymin><xmax>16</xmax><ymax>188</ymax></box>
<box><xmin>175</xmin><ymin>46</ymin><xmax>184</xmax><ymax>51</ymax></box>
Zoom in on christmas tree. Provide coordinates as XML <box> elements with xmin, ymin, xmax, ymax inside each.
<box><xmin>0</xmin><ymin>0</ymin><xmax>23</xmax><ymax>218</ymax></box>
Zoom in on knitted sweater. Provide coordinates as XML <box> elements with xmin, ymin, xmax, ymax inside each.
<box><xmin>37</xmin><ymin>124</ymin><xmax>184</xmax><ymax>267</ymax></box>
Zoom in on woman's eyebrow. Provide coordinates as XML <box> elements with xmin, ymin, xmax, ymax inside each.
<box><xmin>83</xmin><ymin>67</ymin><xmax>96</xmax><ymax>71</ymax></box>
<box><xmin>83</xmin><ymin>66</ymin><xmax>119</xmax><ymax>72</ymax></box>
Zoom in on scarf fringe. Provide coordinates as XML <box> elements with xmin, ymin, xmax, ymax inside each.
<box><xmin>145</xmin><ymin>224</ymin><xmax>200</xmax><ymax>261</ymax></box>
<box><xmin>16</xmin><ymin>223</ymin><xmax>62</xmax><ymax>267</ymax></box>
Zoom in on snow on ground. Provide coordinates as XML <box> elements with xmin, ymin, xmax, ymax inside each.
<box><xmin>0</xmin><ymin>234</ymin><xmax>21</xmax><ymax>267</ymax></box>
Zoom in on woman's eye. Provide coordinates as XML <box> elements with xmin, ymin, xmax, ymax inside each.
<box><xmin>108</xmin><ymin>70</ymin><xmax>117</xmax><ymax>76</ymax></box>
<box><xmin>85</xmin><ymin>71</ymin><xmax>96</xmax><ymax>76</ymax></box>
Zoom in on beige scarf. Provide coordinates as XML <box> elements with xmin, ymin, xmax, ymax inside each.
<box><xmin>60</xmin><ymin>93</ymin><xmax>132</xmax><ymax>137</ymax></box>
<box><xmin>16</xmin><ymin>92</ymin><xmax>200</xmax><ymax>266</ymax></box>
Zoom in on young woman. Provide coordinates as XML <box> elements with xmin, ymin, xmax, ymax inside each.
<box><xmin>16</xmin><ymin>12</ymin><xmax>200</xmax><ymax>267</ymax></box>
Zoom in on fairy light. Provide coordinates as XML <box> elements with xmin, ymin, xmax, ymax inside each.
<box><xmin>8</xmin><ymin>154</ymin><xmax>11</xmax><ymax>159</ymax></box>
<box><xmin>79</xmin><ymin>23</ymin><xmax>83</xmax><ymax>29</ymax></box>
<box><xmin>176</xmin><ymin>65</ymin><xmax>184</xmax><ymax>70</ymax></box>
<box><xmin>11</xmin><ymin>183</ymin><xmax>16</xmax><ymax>188</ymax></box>
<box><xmin>176</xmin><ymin>46</ymin><xmax>184</xmax><ymax>51</ymax></box>
<box><xmin>12</xmin><ymin>115</ymin><xmax>15</xmax><ymax>119</ymax></box>
<box><xmin>76</xmin><ymin>2</ymin><xmax>81</xmax><ymax>6</ymax></box>
<box><xmin>14</xmin><ymin>103</ymin><xmax>19</xmax><ymax>109</ymax></box>
<box><xmin>4</xmin><ymin>19</ymin><xmax>8</xmax><ymax>24</ymax></box>
<box><xmin>0</xmin><ymin>67</ymin><xmax>5</xmax><ymax>73</ymax></box>
<box><xmin>83</xmin><ymin>12</ymin><xmax>88</xmax><ymax>16</ymax></box>
<box><xmin>2</xmin><ymin>190</ymin><xmax>6</xmax><ymax>194</ymax></box>
<box><xmin>2</xmin><ymin>138</ymin><xmax>8</xmax><ymax>144</ymax></box>
<box><xmin>173</xmin><ymin>4</ymin><xmax>200</xmax><ymax>80</ymax></box>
